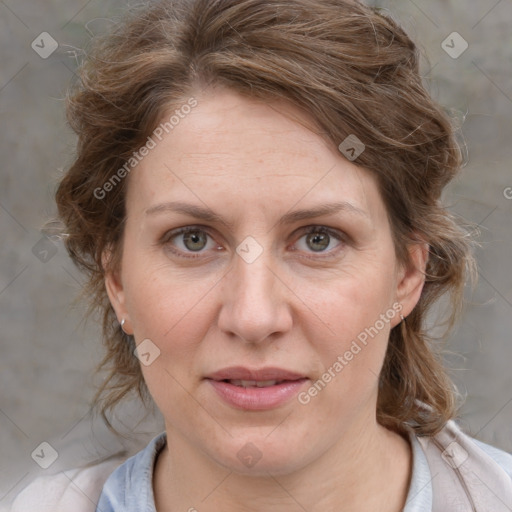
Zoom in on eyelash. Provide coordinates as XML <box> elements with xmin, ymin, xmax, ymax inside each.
<box><xmin>159</xmin><ymin>225</ymin><xmax>346</xmax><ymax>260</ymax></box>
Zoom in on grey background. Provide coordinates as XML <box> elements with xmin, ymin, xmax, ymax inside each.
<box><xmin>1</xmin><ymin>0</ymin><xmax>511</xmax><ymax>507</ymax></box>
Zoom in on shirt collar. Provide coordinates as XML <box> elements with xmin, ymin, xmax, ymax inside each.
<box><xmin>99</xmin><ymin>429</ymin><xmax>432</xmax><ymax>511</ymax></box>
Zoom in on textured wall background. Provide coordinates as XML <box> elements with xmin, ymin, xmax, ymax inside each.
<box><xmin>1</xmin><ymin>0</ymin><xmax>511</xmax><ymax>507</ymax></box>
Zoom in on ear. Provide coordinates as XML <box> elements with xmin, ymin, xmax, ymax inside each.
<box><xmin>102</xmin><ymin>248</ymin><xmax>133</xmax><ymax>335</ymax></box>
<box><xmin>393</xmin><ymin>240</ymin><xmax>429</xmax><ymax>326</ymax></box>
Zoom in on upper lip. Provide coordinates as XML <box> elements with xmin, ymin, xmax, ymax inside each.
<box><xmin>206</xmin><ymin>366</ymin><xmax>306</xmax><ymax>382</ymax></box>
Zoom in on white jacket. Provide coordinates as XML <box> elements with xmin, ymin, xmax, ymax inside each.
<box><xmin>8</xmin><ymin>420</ymin><xmax>512</xmax><ymax>511</ymax></box>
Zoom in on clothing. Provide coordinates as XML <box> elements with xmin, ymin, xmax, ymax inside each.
<box><xmin>9</xmin><ymin>421</ymin><xmax>512</xmax><ymax>511</ymax></box>
<box><xmin>98</xmin><ymin>433</ymin><xmax>435</xmax><ymax>511</ymax></box>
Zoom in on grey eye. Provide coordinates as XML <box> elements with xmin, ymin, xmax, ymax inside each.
<box><xmin>305</xmin><ymin>232</ymin><xmax>331</xmax><ymax>251</ymax></box>
<box><xmin>182</xmin><ymin>230</ymin><xmax>208</xmax><ymax>251</ymax></box>
<box><xmin>294</xmin><ymin>227</ymin><xmax>343</xmax><ymax>255</ymax></box>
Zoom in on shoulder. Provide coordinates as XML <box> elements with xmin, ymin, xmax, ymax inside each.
<box><xmin>471</xmin><ymin>437</ymin><xmax>512</xmax><ymax>479</ymax></box>
<box><xmin>420</xmin><ymin>419</ymin><xmax>512</xmax><ymax>476</ymax></box>
<box><xmin>96</xmin><ymin>432</ymin><xmax>167</xmax><ymax>509</ymax></box>
<box><xmin>443</xmin><ymin>420</ymin><xmax>512</xmax><ymax>475</ymax></box>
<box><xmin>416</xmin><ymin>419</ymin><xmax>512</xmax><ymax>509</ymax></box>
<box><xmin>9</xmin><ymin>457</ymin><xmax>125</xmax><ymax>512</ymax></box>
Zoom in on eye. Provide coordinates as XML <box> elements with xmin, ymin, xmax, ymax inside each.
<box><xmin>181</xmin><ymin>229</ymin><xmax>209</xmax><ymax>251</ymax></box>
<box><xmin>160</xmin><ymin>224</ymin><xmax>345</xmax><ymax>260</ymax></box>
<box><xmin>293</xmin><ymin>226</ymin><xmax>344</xmax><ymax>255</ymax></box>
<box><xmin>161</xmin><ymin>226</ymin><xmax>219</xmax><ymax>257</ymax></box>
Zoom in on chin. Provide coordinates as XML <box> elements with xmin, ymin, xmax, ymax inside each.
<box><xmin>209</xmin><ymin>430</ymin><xmax>314</xmax><ymax>477</ymax></box>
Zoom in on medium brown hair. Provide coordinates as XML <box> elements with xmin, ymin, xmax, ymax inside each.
<box><xmin>55</xmin><ymin>0</ymin><xmax>475</xmax><ymax>436</ymax></box>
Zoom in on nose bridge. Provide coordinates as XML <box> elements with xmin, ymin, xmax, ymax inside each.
<box><xmin>235</xmin><ymin>251</ymin><xmax>274</xmax><ymax>303</ymax></box>
<box><xmin>218</xmin><ymin>242</ymin><xmax>292</xmax><ymax>343</ymax></box>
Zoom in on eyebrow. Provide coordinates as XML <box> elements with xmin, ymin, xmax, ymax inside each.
<box><xmin>144</xmin><ymin>200</ymin><xmax>369</xmax><ymax>230</ymax></box>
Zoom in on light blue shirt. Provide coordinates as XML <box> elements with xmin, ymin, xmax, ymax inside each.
<box><xmin>96</xmin><ymin>430</ymin><xmax>511</xmax><ymax>511</ymax></box>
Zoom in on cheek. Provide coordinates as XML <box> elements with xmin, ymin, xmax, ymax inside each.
<box><xmin>123</xmin><ymin>262</ymin><xmax>220</xmax><ymax>413</ymax></box>
<box><xmin>123</xmin><ymin>251</ymin><xmax>220</xmax><ymax>338</ymax></box>
<box><xmin>120</xmin><ymin>258</ymin><xmax>225</xmax><ymax>404</ymax></box>
<box><xmin>296</xmin><ymin>258</ymin><xmax>397</xmax><ymax>342</ymax></box>
<box><xmin>294</xmin><ymin>258</ymin><xmax>398</xmax><ymax>392</ymax></box>
<box><xmin>299</xmin><ymin>294</ymin><xmax>395</xmax><ymax>416</ymax></box>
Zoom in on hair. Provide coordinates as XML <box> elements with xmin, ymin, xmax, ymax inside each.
<box><xmin>54</xmin><ymin>0</ymin><xmax>475</xmax><ymax>436</ymax></box>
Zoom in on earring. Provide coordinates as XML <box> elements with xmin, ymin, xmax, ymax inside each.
<box><xmin>120</xmin><ymin>318</ymin><xmax>127</xmax><ymax>333</ymax></box>
<box><xmin>400</xmin><ymin>314</ymin><xmax>405</xmax><ymax>323</ymax></box>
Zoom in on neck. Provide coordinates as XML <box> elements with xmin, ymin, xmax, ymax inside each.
<box><xmin>154</xmin><ymin>413</ymin><xmax>411</xmax><ymax>512</ymax></box>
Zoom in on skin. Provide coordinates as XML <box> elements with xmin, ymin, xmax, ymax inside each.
<box><xmin>105</xmin><ymin>85</ymin><xmax>428</xmax><ymax>511</ymax></box>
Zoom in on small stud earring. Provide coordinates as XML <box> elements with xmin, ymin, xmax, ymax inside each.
<box><xmin>400</xmin><ymin>314</ymin><xmax>405</xmax><ymax>322</ymax></box>
<box><xmin>120</xmin><ymin>318</ymin><xmax>127</xmax><ymax>333</ymax></box>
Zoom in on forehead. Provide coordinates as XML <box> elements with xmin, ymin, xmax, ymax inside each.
<box><xmin>125</xmin><ymin>86</ymin><xmax>384</xmax><ymax>221</ymax></box>
<box><xmin>159</xmin><ymin>88</ymin><xmax>333</xmax><ymax>172</ymax></box>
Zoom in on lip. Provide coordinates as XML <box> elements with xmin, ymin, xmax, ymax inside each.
<box><xmin>206</xmin><ymin>366</ymin><xmax>306</xmax><ymax>382</ymax></box>
<box><xmin>205</xmin><ymin>366</ymin><xmax>308</xmax><ymax>410</ymax></box>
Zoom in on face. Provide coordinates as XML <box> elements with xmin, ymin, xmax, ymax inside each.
<box><xmin>106</xmin><ymin>86</ymin><xmax>426</xmax><ymax>475</ymax></box>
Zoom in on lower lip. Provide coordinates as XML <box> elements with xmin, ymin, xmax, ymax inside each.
<box><xmin>207</xmin><ymin>379</ymin><xmax>308</xmax><ymax>410</ymax></box>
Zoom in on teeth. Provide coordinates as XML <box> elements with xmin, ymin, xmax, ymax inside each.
<box><xmin>229</xmin><ymin>379</ymin><xmax>279</xmax><ymax>388</ymax></box>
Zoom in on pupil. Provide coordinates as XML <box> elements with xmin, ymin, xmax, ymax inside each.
<box><xmin>307</xmin><ymin>232</ymin><xmax>329</xmax><ymax>251</ymax></box>
<box><xmin>184</xmin><ymin>231</ymin><xmax>206</xmax><ymax>251</ymax></box>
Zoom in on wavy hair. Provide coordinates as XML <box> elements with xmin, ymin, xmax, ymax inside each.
<box><xmin>54</xmin><ymin>0</ymin><xmax>475</xmax><ymax>435</ymax></box>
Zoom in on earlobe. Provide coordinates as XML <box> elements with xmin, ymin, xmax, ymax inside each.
<box><xmin>394</xmin><ymin>242</ymin><xmax>429</xmax><ymax>323</ymax></box>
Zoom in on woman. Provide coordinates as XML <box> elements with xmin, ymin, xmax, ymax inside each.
<box><xmin>11</xmin><ymin>0</ymin><xmax>512</xmax><ymax>510</ymax></box>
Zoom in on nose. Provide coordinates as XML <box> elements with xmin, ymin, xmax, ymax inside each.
<box><xmin>217</xmin><ymin>248</ymin><xmax>293</xmax><ymax>344</ymax></box>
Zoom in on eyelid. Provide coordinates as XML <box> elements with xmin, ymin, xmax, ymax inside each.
<box><xmin>159</xmin><ymin>225</ymin><xmax>222</xmax><ymax>259</ymax></box>
<box><xmin>290</xmin><ymin>225</ymin><xmax>347</xmax><ymax>257</ymax></box>
<box><xmin>293</xmin><ymin>225</ymin><xmax>346</xmax><ymax>240</ymax></box>
<box><xmin>159</xmin><ymin>224</ymin><xmax>215</xmax><ymax>244</ymax></box>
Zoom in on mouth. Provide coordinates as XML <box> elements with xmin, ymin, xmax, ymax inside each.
<box><xmin>206</xmin><ymin>366</ymin><xmax>306</xmax><ymax>382</ymax></box>
<box><xmin>205</xmin><ymin>367</ymin><xmax>308</xmax><ymax>410</ymax></box>
<box><xmin>222</xmin><ymin>379</ymin><xmax>289</xmax><ymax>388</ymax></box>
